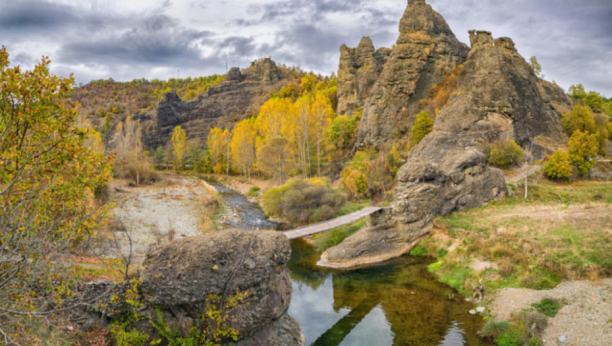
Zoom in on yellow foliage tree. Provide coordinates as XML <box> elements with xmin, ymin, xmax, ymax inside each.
<box><xmin>0</xmin><ymin>47</ymin><xmax>114</xmax><ymax>337</ymax></box>
<box><xmin>231</xmin><ymin>118</ymin><xmax>257</xmax><ymax>180</ymax></box>
<box><xmin>172</xmin><ymin>126</ymin><xmax>187</xmax><ymax>169</ymax></box>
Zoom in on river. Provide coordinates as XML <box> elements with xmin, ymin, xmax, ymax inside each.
<box><xmin>211</xmin><ymin>182</ymin><xmax>490</xmax><ymax>346</ymax></box>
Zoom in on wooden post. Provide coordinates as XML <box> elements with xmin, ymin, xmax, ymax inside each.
<box><xmin>524</xmin><ymin>176</ymin><xmax>528</xmax><ymax>199</ymax></box>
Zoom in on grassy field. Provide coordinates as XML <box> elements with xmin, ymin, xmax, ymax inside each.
<box><xmin>411</xmin><ymin>180</ymin><xmax>612</xmax><ymax>296</ymax></box>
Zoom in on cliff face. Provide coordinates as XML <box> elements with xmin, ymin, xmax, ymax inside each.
<box><xmin>352</xmin><ymin>0</ymin><xmax>469</xmax><ymax>148</ymax></box>
<box><xmin>134</xmin><ymin>58</ymin><xmax>289</xmax><ymax>151</ymax></box>
<box><xmin>321</xmin><ymin>28</ymin><xmax>573</xmax><ymax>268</ymax></box>
<box><xmin>336</xmin><ymin>37</ymin><xmax>392</xmax><ymax>116</ymax></box>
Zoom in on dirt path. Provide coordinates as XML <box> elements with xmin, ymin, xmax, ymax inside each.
<box><xmin>109</xmin><ymin>175</ymin><xmax>215</xmax><ymax>263</ymax></box>
<box><xmin>491</xmin><ymin>279</ymin><xmax>612</xmax><ymax>345</ymax></box>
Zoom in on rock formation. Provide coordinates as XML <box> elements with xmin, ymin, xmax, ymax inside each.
<box><xmin>132</xmin><ymin>58</ymin><xmax>290</xmax><ymax>151</ymax></box>
<box><xmin>353</xmin><ymin>0</ymin><xmax>469</xmax><ymax>149</ymax></box>
<box><xmin>80</xmin><ymin>230</ymin><xmax>305</xmax><ymax>346</ymax></box>
<box><xmin>320</xmin><ymin>28</ymin><xmax>572</xmax><ymax>268</ymax></box>
<box><xmin>336</xmin><ymin>37</ymin><xmax>391</xmax><ymax>116</ymax></box>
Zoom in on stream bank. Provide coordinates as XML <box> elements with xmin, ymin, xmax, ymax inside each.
<box><xmin>209</xmin><ymin>182</ymin><xmax>491</xmax><ymax>346</ymax></box>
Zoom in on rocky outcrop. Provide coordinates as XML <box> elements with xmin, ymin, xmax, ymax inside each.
<box><xmin>79</xmin><ymin>230</ymin><xmax>304</xmax><ymax>346</ymax></box>
<box><xmin>337</xmin><ymin>37</ymin><xmax>391</xmax><ymax>116</ymax></box>
<box><xmin>354</xmin><ymin>0</ymin><xmax>469</xmax><ymax>148</ymax></box>
<box><xmin>134</xmin><ymin>58</ymin><xmax>290</xmax><ymax>151</ymax></box>
<box><xmin>321</xmin><ymin>29</ymin><xmax>571</xmax><ymax>268</ymax></box>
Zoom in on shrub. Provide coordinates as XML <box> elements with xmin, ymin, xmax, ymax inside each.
<box><xmin>531</xmin><ymin>298</ymin><xmax>562</xmax><ymax>317</ymax></box>
<box><xmin>262</xmin><ymin>178</ymin><xmax>347</xmax><ymax>225</ymax></box>
<box><xmin>484</xmin><ymin>140</ymin><xmax>524</xmax><ymax>168</ymax></box>
<box><xmin>495</xmin><ymin>328</ymin><xmax>524</xmax><ymax>346</ymax></box>
<box><xmin>481</xmin><ymin>320</ymin><xmax>510</xmax><ymax>340</ymax></box>
<box><xmin>409</xmin><ymin>110</ymin><xmax>434</xmax><ymax>148</ymax></box>
<box><xmin>544</xmin><ymin>150</ymin><xmax>573</xmax><ymax>180</ymax></box>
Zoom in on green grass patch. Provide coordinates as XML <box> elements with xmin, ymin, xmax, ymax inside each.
<box><xmin>337</xmin><ymin>202</ymin><xmax>367</xmax><ymax>216</ymax></box>
<box><xmin>313</xmin><ymin>220</ymin><xmax>365</xmax><ymax>252</ymax></box>
<box><xmin>531</xmin><ymin>298</ymin><xmax>562</xmax><ymax>317</ymax></box>
<box><xmin>246</xmin><ymin>186</ymin><xmax>260</xmax><ymax>198</ymax></box>
<box><xmin>410</xmin><ymin>247</ymin><xmax>427</xmax><ymax>257</ymax></box>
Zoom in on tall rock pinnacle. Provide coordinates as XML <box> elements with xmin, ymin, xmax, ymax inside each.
<box><xmin>354</xmin><ymin>0</ymin><xmax>468</xmax><ymax>148</ymax></box>
<box><xmin>337</xmin><ymin>37</ymin><xmax>392</xmax><ymax>116</ymax></box>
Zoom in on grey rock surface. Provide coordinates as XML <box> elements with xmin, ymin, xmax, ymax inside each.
<box><xmin>141</xmin><ymin>230</ymin><xmax>294</xmax><ymax>341</ymax></box>
<box><xmin>132</xmin><ymin>58</ymin><xmax>290</xmax><ymax>151</ymax></box>
<box><xmin>337</xmin><ymin>37</ymin><xmax>391</xmax><ymax>116</ymax></box>
<box><xmin>354</xmin><ymin>0</ymin><xmax>469</xmax><ymax>148</ymax></box>
<box><xmin>323</xmin><ymin>27</ymin><xmax>571</xmax><ymax>268</ymax></box>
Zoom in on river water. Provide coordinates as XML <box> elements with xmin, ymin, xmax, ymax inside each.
<box><xmin>211</xmin><ymin>183</ymin><xmax>490</xmax><ymax>346</ymax></box>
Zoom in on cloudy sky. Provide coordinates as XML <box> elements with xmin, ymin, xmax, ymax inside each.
<box><xmin>2</xmin><ymin>0</ymin><xmax>610</xmax><ymax>95</ymax></box>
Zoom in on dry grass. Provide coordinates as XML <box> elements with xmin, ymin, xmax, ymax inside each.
<box><xmin>420</xmin><ymin>180</ymin><xmax>612</xmax><ymax>295</ymax></box>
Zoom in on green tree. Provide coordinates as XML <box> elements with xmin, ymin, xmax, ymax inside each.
<box><xmin>561</xmin><ymin>105</ymin><xmax>597</xmax><ymax>136</ymax></box>
<box><xmin>568</xmin><ymin>84</ymin><xmax>587</xmax><ymax>100</ymax></box>
<box><xmin>172</xmin><ymin>126</ymin><xmax>187</xmax><ymax>169</ymax></box>
<box><xmin>409</xmin><ymin>110</ymin><xmax>434</xmax><ymax>149</ymax></box>
<box><xmin>568</xmin><ymin>130</ymin><xmax>599</xmax><ymax>175</ymax></box>
<box><xmin>544</xmin><ymin>150</ymin><xmax>573</xmax><ymax>180</ymax></box>
<box><xmin>529</xmin><ymin>56</ymin><xmax>542</xmax><ymax>77</ymax></box>
<box><xmin>585</xmin><ymin>91</ymin><xmax>605</xmax><ymax>113</ymax></box>
<box><xmin>0</xmin><ymin>47</ymin><xmax>113</xmax><ymax>342</ymax></box>
<box><xmin>607</xmin><ymin>118</ymin><xmax>612</xmax><ymax>141</ymax></box>
<box><xmin>154</xmin><ymin>145</ymin><xmax>166</xmax><ymax>169</ymax></box>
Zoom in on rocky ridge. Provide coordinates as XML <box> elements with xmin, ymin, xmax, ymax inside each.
<box><xmin>352</xmin><ymin>0</ymin><xmax>469</xmax><ymax>148</ymax></box>
<box><xmin>336</xmin><ymin>37</ymin><xmax>391</xmax><ymax>116</ymax></box>
<box><xmin>132</xmin><ymin>58</ymin><xmax>291</xmax><ymax>151</ymax></box>
<box><xmin>322</xmin><ymin>8</ymin><xmax>573</xmax><ymax>268</ymax></box>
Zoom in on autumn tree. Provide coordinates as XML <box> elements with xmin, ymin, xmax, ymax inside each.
<box><xmin>311</xmin><ymin>93</ymin><xmax>334</xmax><ymax>176</ymax></box>
<box><xmin>300</xmin><ymin>74</ymin><xmax>318</xmax><ymax>94</ymax></box>
<box><xmin>568</xmin><ymin>130</ymin><xmax>599</xmax><ymax>175</ymax></box>
<box><xmin>207</xmin><ymin>127</ymin><xmax>225</xmax><ymax>173</ymax></box>
<box><xmin>408</xmin><ymin>110</ymin><xmax>434</xmax><ymax>150</ymax></box>
<box><xmin>0</xmin><ymin>47</ymin><xmax>113</xmax><ymax>342</ymax></box>
<box><xmin>231</xmin><ymin>118</ymin><xmax>257</xmax><ymax>180</ymax></box>
<box><xmin>255</xmin><ymin>98</ymin><xmax>295</xmax><ymax>181</ymax></box>
<box><xmin>172</xmin><ymin>125</ymin><xmax>187</xmax><ymax>169</ymax></box>
<box><xmin>561</xmin><ymin>105</ymin><xmax>597</xmax><ymax>136</ymax></box>
<box><xmin>544</xmin><ymin>150</ymin><xmax>573</xmax><ymax>180</ymax></box>
<box><xmin>293</xmin><ymin>93</ymin><xmax>313</xmax><ymax>177</ymax></box>
<box><xmin>221</xmin><ymin>129</ymin><xmax>232</xmax><ymax>176</ymax></box>
<box><xmin>113</xmin><ymin>116</ymin><xmax>157</xmax><ymax>184</ymax></box>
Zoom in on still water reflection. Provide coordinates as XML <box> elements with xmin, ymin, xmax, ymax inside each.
<box><xmin>287</xmin><ymin>240</ymin><xmax>490</xmax><ymax>346</ymax></box>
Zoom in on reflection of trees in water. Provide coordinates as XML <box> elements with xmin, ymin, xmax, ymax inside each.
<box><xmin>288</xmin><ymin>240</ymin><xmax>488</xmax><ymax>346</ymax></box>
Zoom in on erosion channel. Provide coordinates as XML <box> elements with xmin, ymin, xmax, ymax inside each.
<box><xmin>211</xmin><ymin>183</ymin><xmax>491</xmax><ymax>346</ymax></box>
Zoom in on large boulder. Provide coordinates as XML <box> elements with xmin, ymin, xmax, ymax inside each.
<box><xmin>140</xmin><ymin>230</ymin><xmax>302</xmax><ymax>344</ymax></box>
<box><xmin>354</xmin><ymin>0</ymin><xmax>469</xmax><ymax>148</ymax></box>
<box><xmin>337</xmin><ymin>37</ymin><xmax>392</xmax><ymax>116</ymax></box>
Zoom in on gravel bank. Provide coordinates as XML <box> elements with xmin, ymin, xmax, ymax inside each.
<box><xmin>491</xmin><ymin>278</ymin><xmax>612</xmax><ymax>346</ymax></box>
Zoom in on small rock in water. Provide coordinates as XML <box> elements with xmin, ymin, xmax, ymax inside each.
<box><xmin>476</xmin><ymin>307</ymin><xmax>485</xmax><ymax>313</ymax></box>
<box><xmin>469</xmin><ymin>309</ymin><xmax>476</xmax><ymax>315</ymax></box>
<box><xmin>558</xmin><ymin>335</ymin><xmax>568</xmax><ymax>345</ymax></box>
